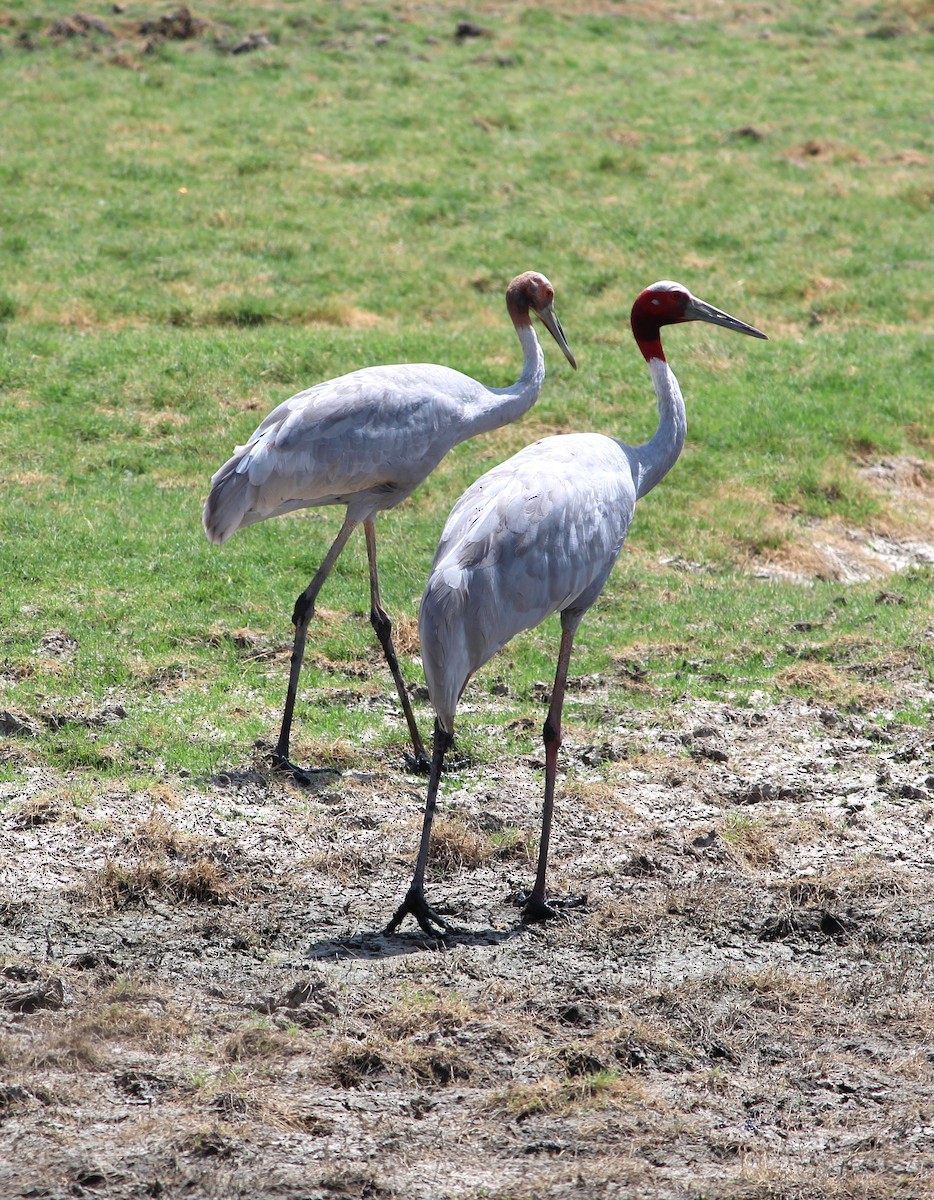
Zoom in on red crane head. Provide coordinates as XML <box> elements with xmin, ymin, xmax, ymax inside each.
<box><xmin>507</xmin><ymin>272</ymin><xmax>577</xmax><ymax>369</ymax></box>
<box><xmin>631</xmin><ymin>281</ymin><xmax>767</xmax><ymax>362</ymax></box>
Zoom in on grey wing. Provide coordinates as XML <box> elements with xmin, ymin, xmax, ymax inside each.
<box><xmin>439</xmin><ymin>433</ymin><xmax>635</xmax><ymax>620</ymax></box>
<box><xmin>237</xmin><ymin>364</ymin><xmax>476</xmax><ymax>494</ymax></box>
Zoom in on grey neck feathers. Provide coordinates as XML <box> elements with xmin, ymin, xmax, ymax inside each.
<box><xmin>461</xmin><ymin>321</ymin><xmax>545</xmax><ymax>440</ymax></box>
<box><xmin>628</xmin><ymin>357</ymin><xmax>687</xmax><ymax>500</ymax></box>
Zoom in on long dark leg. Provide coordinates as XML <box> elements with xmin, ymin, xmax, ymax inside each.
<box><xmin>272</xmin><ymin>515</ymin><xmax>358</xmax><ymax>780</ymax></box>
<box><xmin>384</xmin><ymin>718</ymin><xmax>454</xmax><ymax>935</ymax></box>
<box><xmin>523</xmin><ymin>621</ymin><xmax>586</xmax><ymax>921</ymax></box>
<box><xmin>364</xmin><ymin>519</ymin><xmax>430</xmax><ymax>774</ymax></box>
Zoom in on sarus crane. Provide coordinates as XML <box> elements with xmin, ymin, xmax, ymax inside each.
<box><xmin>203</xmin><ymin>272</ymin><xmax>576</xmax><ymax>781</ymax></box>
<box><xmin>386</xmin><ymin>281</ymin><xmax>767</xmax><ymax>933</ymax></box>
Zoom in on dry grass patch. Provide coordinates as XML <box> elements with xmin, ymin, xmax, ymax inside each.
<box><xmin>886</xmin><ymin>1047</ymin><xmax>934</xmax><ymax>1085</ymax></box>
<box><xmin>418</xmin><ymin>811</ymin><xmax>536</xmax><ymax>870</ymax></box>
<box><xmin>28</xmin><ymin>990</ymin><xmax>191</xmax><ymax>1072</ymax></box>
<box><xmin>280</xmin><ymin>735</ymin><xmax>367</xmax><ymax>774</ymax></box>
<box><xmin>720</xmin><ymin>813</ymin><xmax>780</xmax><ymax>868</ymax></box>
<box><xmin>327</xmin><ymin>1017</ymin><xmax>477</xmax><ymax>1089</ymax></box>
<box><xmin>715</xmin><ymin>1169</ymin><xmax>922</xmax><ymax>1200</ymax></box>
<box><xmin>142</xmin><ymin>782</ymin><xmax>185</xmax><ymax>810</ymax></box>
<box><xmin>8</xmin><ymin>470</ymin><xmax>55</xmax><ymax>487</ymax></box>
<box><xmin>8</xmin><ymin>792</ymin><xmax>70</xmax><ymax>829</ymax></box>
<box><xmin>404</xmin><ymin>1042</ymin><xmax>473</xmax><ymax>1086</ymax></box>
<box><xmin>30</xmin><ymin>1033</ymin><xmax>107</xmax><ymax>1072</ymax></box>
<box><xmin>563</xmin><ymin>778</ymin><xmax>634</xmax><ymax>816</ymax></box>
<box><xmin>137</xmin><ymin>410</ymin><xmax>189</xmax><ymax>431</ymax></box>
<box><xmin>847</xmin><ymin>943</ymin><xmax>934</xmax><ymax>1006</ymax></box>
<box><xmin>637</xmin><ymin>966</ymin><xmax>846</xmax><ymax>1059</ymax></box>
<box><xmin>485</xmin><ymin>824</ymin><xmax>536</xmax><ymax>863</ymax></box>
<box><xmin>735</xmin><ymin>967</ymin><xmax>840</xmax><ymax>1013</ymax></box>
<box><xmin>172</xmin><ymin>859</ymin><xmax>239</xmax><ymax>903</ymax></box>
<box><xmin>488</xmin><ymin>1068</ymin><xmax>655</xmax><ymax>1119</ymax></box>
<box><xmin>588</xmin><ymin>890</ymin><xmax>673</xmax><ymax>939</ymax></box>
<box><xmin>344</xmin><ymin>988</ymin><xmax>519</xmax><ymax>1087</ymax></box>
<box><xmin>76</xmin><ymin>809</ymin><xmax>248</xmax><ymax>907</ymax></box>
<box><xmin>222</xmin><ymin>1020</ymin><xmax>306</xmax><ymax>1063</ymax></box>
<box><xmin>86</xmin><ymin>856</ymin><xmax>238</xmax><ymax>909</ymax></box>
<box><xmin>202</xmin><ymin>1087</ymin><xmax>335</xmax><ymax>1134</ymax></box>
<box><xmin>326</xmin><ymin>1038</ymin><xmax>394</xmax><ymax>1088</ymax></box>
<box><xmin>176</xmin><ymin>1124</ymin><xmax>238</xmax><ymax>1161</ymax></box>
<box><xmin>375</xmin><ymin>988</ymin><xmax>475</xmax><ymax>1040</ymax></box>
<box><xmin>559</xmin><ymin>1019</ymin><xmax>696</xmax><ymax>1075</ymax></box>
<box><xmin>125</xmin><ymin>811</ymin><xmax>199</xmax><ymax>856</ymax></box>
<box><xmin>774</xmin><ymin>661</ymin><xmax>887</xmax><ymax>709</ymax></box>
<box><xmin>754</xmin><ymin>534</ymin><xmax>848</xmax><ymax>582</ymax></box>
<box><xmin>373</xmin><ymin>988</ymin><xmax>526</xmax><ymax>1066</ymax></box>
<box><xmin>427</xmin><ymin>815</ymin><xmax>496</xmax><ymax>873</ymax></box>
<box><xmin>308</xmin><ymin>844</ymin><xmax>378</xmax><ymax>883</ymax></box>
<box><xmin>389</xmin><ymin>614</ymin><xmax>420</xmax><ymax>656</ymax></box>
<box><xmin>78</xmin><ymin>1000</ymin><xmax>189</xmax><ymax>1049</ymax></box>
<box><xmin>316</xmin><ymin>1167</ymin><xmax>393</xmax><ymax>1199</ymax></box>
<box><xmin>87</xmin><ymin>859</ymin><xmax>172</xmax><ymax>908</ymax></box>
<box><xmin>821</xmin><ymin>860</ymin><xmax>920</xmax><ymax>901</ymax></box>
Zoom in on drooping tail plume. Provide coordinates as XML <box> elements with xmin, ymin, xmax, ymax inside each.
<box><xmin>202</xmin><ymin>457</ymin><xmax>253</xmax><ymax>546</ymax></box>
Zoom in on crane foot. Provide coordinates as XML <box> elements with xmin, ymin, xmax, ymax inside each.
<box><xmin>403</xmin><ymin>748</ymin><xmax>432</xmax><ymax>776</ymax></box>
<box><xmin>270</xmin><ymin>752</ymin><xmax>340</xmax><ymax>788</ymax></box>
<box><xmin>519</xmin><ymin>892</ymin><xmax>587</xmax><ymax>924</ymax></box>
<box><xmin>384</xmin><ymin>885</ymin><xmax>451</xmax><ymax>937</ymax></box>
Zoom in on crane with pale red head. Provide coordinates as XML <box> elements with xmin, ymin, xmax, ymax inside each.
<box><xmin>203</xmin><ymin>272</ymin><xmax>576</xmax><ymax>782</ymax></box>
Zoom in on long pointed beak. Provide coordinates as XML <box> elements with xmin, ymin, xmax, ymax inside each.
<box><xmin>685</xmin><ymin>296</ymin><xmax>768</xmax><ymax>340</ymax></box>
<box><xmin>535</xmin><ymin>302</ymin><xmax>578</xmax><ymax>369</ymax></box>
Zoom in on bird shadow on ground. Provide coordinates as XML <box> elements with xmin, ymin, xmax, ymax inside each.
<box><xmin>302</xmin><ymin>924</ymin><xmax>527</xmax><ymax>961</ymax></box>
<box><xmin>209</xmin><ymin>763</ymin><xmax>342</xmax><ymax>793</ymax></box>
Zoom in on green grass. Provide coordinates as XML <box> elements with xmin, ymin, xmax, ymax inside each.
<box><xmin>0</xmin><ymin>0</ymin><xmax>932</xmax><ymax>789</ymax></box>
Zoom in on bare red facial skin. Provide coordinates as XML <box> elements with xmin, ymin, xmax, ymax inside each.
<box><xmin>507</xmin><ymin>272</ymin><xmax>551</xmax><ymax>323</ymax></box>
<box><xmin>630</xmin><ymin>287</ymin><xmax>689</xmax><ymax>362</ymax></box>
<box><xmin>534</xmin><ymin>279</ymin><xmax>554</xmax><ymax>310</ymax></box>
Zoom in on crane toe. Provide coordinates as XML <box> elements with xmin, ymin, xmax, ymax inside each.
<box><xmin>403</xmin><ymin>747</ymin><xmax>433</xmax><ymax>776</ymax></box>
<box><xmin>384</xmin><ymin>885</ymin><xmax>452</xmax><ymax>937</ymax></box>
<box><xmin>270</xmin><ymin>752</ymin><xmax>340</xmax><ymax>788</ymax></box>
<box><xmin>519</xmin><ymin>892</ymin><xmax>588</xmax><ymax>924</ymax></box>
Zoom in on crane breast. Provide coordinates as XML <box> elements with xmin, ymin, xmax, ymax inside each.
<box><xmin>440</xmin><ymin>433</ymin><xmax>634</xmax><ymax>601</ymax></box>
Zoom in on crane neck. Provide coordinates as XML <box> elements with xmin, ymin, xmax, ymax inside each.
<box><xmin>460</xmin><ymin>318</ymin><xmax>546</xmax><ymax>440</ymax></box>
<box><xmin>627</xmin><ymin>356</ymin><xmax>687</xmax><ymax>501</ymax></box>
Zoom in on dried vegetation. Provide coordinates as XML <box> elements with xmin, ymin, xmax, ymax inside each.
<box><xmin>2</xmin><ymin>689</ymin><xmax>933</xmax><ymax>1198</ymax></box>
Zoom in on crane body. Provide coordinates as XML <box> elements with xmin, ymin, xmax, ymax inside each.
<box><xmin>204</xmin><ymin>362</ymin><xmax>553</xmax><ymax>541</ymax></box>
<box><xmin>420</xmin><ymin>432</ymin><xmax>637</xmax><ymax>732</ymax></box>
<box><xmin>203</xmin><ymin>273</ymin><xmax>576</xmax><ymax>781</ymax></box>
<box><xmin>385</xmin><ymin>282</ymin><xmax>766</xmax><ymax>934</ymax></box>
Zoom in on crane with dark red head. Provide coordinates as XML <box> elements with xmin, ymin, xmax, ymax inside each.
<box><xmin>386</xmin><ymin>281</ymin><xmax>767</xmax><ymax>934</ymax></box>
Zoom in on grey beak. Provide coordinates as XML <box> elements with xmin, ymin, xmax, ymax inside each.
<box><xmin>536</xmin><ymin>302</ymin><xmax>578</xmax><ymax>369</ymax></box>
<box><xmin>685</xmin><ymin>296</ymin><xmax>768</xmax><ymax>340</ymax></box>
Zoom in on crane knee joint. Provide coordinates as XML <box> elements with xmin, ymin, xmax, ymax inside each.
<box><xmin>370</xmin><ymin>606</ymin><xmax>392</xmax><ymax>640</ymax></box>
<box><xmin>292</xmin><ymin>593</ymin><xmax>314</xmax><ymax>626</ymax></box>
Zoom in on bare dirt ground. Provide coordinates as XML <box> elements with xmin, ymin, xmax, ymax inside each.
<box><xmin>2</xmin><ymin>635</ymin><xmax>933</xmax><ymax>1200</ymax></box>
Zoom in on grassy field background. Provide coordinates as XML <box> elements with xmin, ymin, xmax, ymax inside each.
<box><xmin>1</xmin><ymin>0</ymin><xmax>931</xmax><ymax>783</ymax></box>
<box><xmin>0</xmin><ymin>4</ymin><xmax>933</xmax><ymax>1198</ymax></box>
